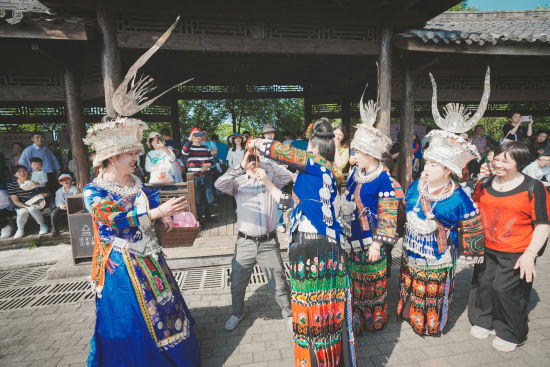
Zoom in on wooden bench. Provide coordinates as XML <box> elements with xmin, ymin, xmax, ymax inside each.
<box><xmin>144</xmin><ymin>173</ymin><xmax>197</xmax><ymax>218</ymax></box>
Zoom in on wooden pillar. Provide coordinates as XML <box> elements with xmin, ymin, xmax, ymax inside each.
<box><xmin>303</xmin><ymin>84</ymin><xmax>312</xmax><ymax>128</ymax></box>
<box><xmin>377</xmin><ymin>26</ymin><xmax>392</xmax><ymax>139</ymax></box>
<box><xmin>171</xmin><ymin>99</ymin><xmax>182</xmax><ymax>143</ymax></box>
<box><xmin>398</xmin><ymin>61</ymin><xmax>414</xmax><ymax>191</ymax></box>
<box><xmin>63</xmin><ymin>61</ymin><xmax>90</xmax><ymax>191</ymax></box>
<box><xmin>341</xmin><ymin>97</ymin><xmax>351</xmax><ymax>138</ymax></box>
<box><xmin>97</xmin><ymin>3</ymin><xmax>122</xmax><ymax>118</ymax></box>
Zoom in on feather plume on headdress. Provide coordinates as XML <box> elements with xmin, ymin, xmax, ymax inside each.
<box><xmin>350</xmin><ymin>85</ymin><xmax>392</xmax><ymax>160</ymax></box>
<box><xmin>423</xmin><ymin>66</ymin><xmax>491</xmax><ymax>176</ymax></box>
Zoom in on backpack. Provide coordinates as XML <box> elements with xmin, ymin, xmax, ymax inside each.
<box><xmin>480</xmin><ymin>174</ymin><xmax>545</xmax><ymax>256</ymax></box>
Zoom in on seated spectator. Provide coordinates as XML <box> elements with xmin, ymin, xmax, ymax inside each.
<box><xmin>282</xmin><ymin>131</ymin><xmax>293</xmax><ymax>146</ymax></box>
<box><xmin>528</xmin><ymin>129</ymin><xmax>549</xmax><ymax>161</ymax></box>
<box><xmin>502</xmin><ymin>112</ymin><xmax>533</xmax><ymax>142</ymax></box>
<box><xmin>522</xmin><ymin>149</ymin><xmax>550</xmax><ymax>187</ymax></box>
<box><xmin>51</xmin><ymin>174</ymin><xmax>78</xmax><ymax>235</ymax></box>
<box><xmin>145</xmin><ymin>132</ymin><xmax>177</xmax><ymax>184</ymax></box>
<box><xmin>333</xmin><ymin>124</ymin><xmax>350</xmax><ymax>174</ymax></box>
<box><xmin>290</xmin><ymin>130</ymin><xmax>308</xmax><ymax>150</ymax></box>
<box><xmin>0</xmin><ymin>189</ymin><xmax>15</xmax><ymax>238</ymax></box>
<box><xmin>7</xmin><ymin>165</ymin><xmax>50</xmax><ymax>239</ymax></box>
<box><xmin>478</xmin><ymin>149</ymin><xmax>495</xmax><ymax>179</ymax></box>
<box><xmin>30</xmin><ymin>157</ymin><xmax>48</xmax><ymax>187</ymax></box>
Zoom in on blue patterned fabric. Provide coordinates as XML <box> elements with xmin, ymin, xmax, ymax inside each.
<box><xmin>84</xmin><ymin>180</ymin><xmax>200</xmax><ymax>367</ymax></box>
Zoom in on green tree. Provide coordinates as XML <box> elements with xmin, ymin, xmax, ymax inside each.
<box><xmin>449</xmin><ymin>1</ymin><xmax>478</xmax><ymax>11</ymax></box>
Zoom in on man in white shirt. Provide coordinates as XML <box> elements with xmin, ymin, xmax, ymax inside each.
<box><xmin>522</xmin><ymin>152</ymin><xmax>550</xmax><ymax>186</ymax></box>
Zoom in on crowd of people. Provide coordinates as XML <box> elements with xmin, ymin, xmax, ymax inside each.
<box><xmin>0</xmin><ymin>132</ymin><xmax>78</xmax><ymax>239</ymax></box>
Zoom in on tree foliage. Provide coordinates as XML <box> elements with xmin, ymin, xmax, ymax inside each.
<box><xmin>448</xmin><ymin>1</ymin><xmax>478</xmax><ymax>11</ymax></box>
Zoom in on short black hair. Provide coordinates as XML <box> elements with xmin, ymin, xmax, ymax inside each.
<box><xmin>309</xmin><ymin>117</ymin><xmax>335</xmax><ymax>162</ymax></box>
<box><xmin>13</xmin><ymin>165</ymin><xmax>28</xmax><ymax>174</ymax></box>
<box><xmin>509</xmin><ymin>111</ymin><xmax>521</xmax><ymax>119</ymax></box>
<box><xmin>494</xmin><ymin>141</ymin><xmax>531</xmax><ymax>170</ymax></box>
<box><xmin>30</xmin><ymin>157</ymin><xmax>43</xmax><ymax>164</ymax></box>
<box><xmin>160</xmin><ymin>128</ymin><xmax>171</xmax><ymax>136</ymax></box>
<box><xmin>536</xmin><ymin>129</ymin><xmax>549</xmax><ymax>137</ymax></box>
<box><xmin>32</xmin><ymin>132</ymin><xmax>45</xmax><ymax>138</ymax></box>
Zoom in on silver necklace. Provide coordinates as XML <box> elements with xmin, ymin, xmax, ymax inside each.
<box><xmin>353</xmin><ymin>163</ymin><xmax>383</xmax><ymax>184</ymax></box>
<box><xmin>94</xmin><ymin>174</ymin><xmax>143</xmax><ymax>198</ymax></box>
<box><xmin>418</xmin><ymin>179</ymin><xmax>454</xmax><ymax>202</ymax></box>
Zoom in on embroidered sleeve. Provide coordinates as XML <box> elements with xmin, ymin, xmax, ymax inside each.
<box><xmin>84</xmin><ymin>187</ymin><xmax>151</xmax><ymax>230</ymax></box>
<box><xmin>373</xmin><ymin>174</ymin><xmax>399</xmax><ymax>244</ymax></box>
<box><xmin>457</xmin><ymin>215</ymin><xmax>485</xmax><ymax>263</ymax></box>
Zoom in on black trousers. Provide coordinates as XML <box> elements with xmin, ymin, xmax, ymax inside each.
<box><xmin>468</xmin><ymin>249</ymin><xmax>533</xmax><ymax>344</ymax></box>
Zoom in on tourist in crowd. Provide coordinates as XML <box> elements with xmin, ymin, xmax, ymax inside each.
<box><xmin>226</xmin><ymin>132</ymin><xmax>246</xmax><ymax>169</ymax></box>
<box><xmin>282</xmin><ymin>131</ymin><xmax>293</xmax><ymax>146</ymax></box>
<box><xmin>30</xmin><ymin>157</ymin><xmax>48</xmax><ymax>187</ymax></box>
<box><xmin>9</xmin><ymin>142</ymin><xmax>25</xmax><ymax>175</ymax></box>
<box><xmin>522</xmin><ymin>148</ymin><xmax>550</xmax><ymax>186</ymax></box>
<box><xmin>50</xmin><ymin>174</ymin><xmax>78</xmax><ymax>235</ymax></box>
<box><xmin>502</xmin><ymin>112</ymin><xmax>533</xmax><ymax>142</ymax></box>
<box><xmin>19</xmin><ymin>132</ymin><xmax>60</xmax><ymax>195</ymax></box>
<box><xmin>261</xmin><ymin>123</ymin><xmax>276</xmax><ymax>140</ymax></box>
<box><xmin>290</xmin><ymin>129</ymin><xmax>308</xmax><ymax>150</ymax></box>
<box><xmin>242</xmin><ymin>130</ymin><xmax>251</xmax><ymax>141</ymax></box>
<box><xmin>421</xmin><ymin>127</ymin><xmax>433</xmax><ymax>150</ymax></box>
<box><xmin>389</xmin><ymin>132</ymin><xmax>423</xmax><ymax>178</ymax></box>
<box><xmin>0</xmin><ymin>188</ymin><xmax>14</xmax><ymax>239</ymax></box>
<box><xmin>469</xmin><ymin>141</ymin><xmax>550</xmax><ymax>352</ymax></box>
<box><xmin>528</xmin><ymin>129</ymin><xmax>549</xmax><ymax>160</ymax></box>
<box><xmin>215</xmin><ymin>150</ymin><xmax>293</xmax><ymax>331</ymax></box>
<box><xmin>471</xmin><ymin>125</ymin><xmax>489</xmax><ymax>155</ymax></box>
<box><xmin>183</xmin><ymin>128</ymin><xmax>215</xmax><ymax>224</ymax></box>
<box><xmin>83</xmin><ymin>118</ymin><xmax>200</xmax><ymax>366</ymax></box>
<box><xmin>250</xmin><ymin>118</ymin><xmax>353</xmax><ymax>366</ymax></box>
<box><xmin>212</xmin><ymin>134</ymin><xmax>228</xmax><ymax>171</ymax></box>
<box><xmin>398</xmin><ymin>69</ymin><xmax>488</xmax><ymax>336</ymax></box>
<box><xmin>339</xmin><ymin>97</ymin><xmax>399</xmax><ymax>334</ymax></box>
<box><xmin>478</xmin><ymin>149</ymin><xmax>495</xmax><ymax>179</ymax></box>
<box><xmin>8</xmin><ymin>165</ymin><xmax>50</xmax><ymax>239</ymax></box>
<box><xmin>145</xmin><ymin>131</ymin><xmax>178</xmax><ymax>184</ymax></box>
<box><xmin>161</xmin><ymin>128</ymin><xmax>182</xmax><ymax>157</ymax></box>
<box><xmin>333</xmin><ymin>124</ymin><xmax>350</xmax><ymax>175</ymax></box>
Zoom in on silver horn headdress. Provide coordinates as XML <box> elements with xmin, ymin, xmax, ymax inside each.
<box><xmin>84</xmin><ymin>17</ymin><xmax>192</xmax><ymax>167</ymax></box>
<box><xmin>350</xmin><ymin>85</ymin><xmax>392</xmax><ymax>160</ymax></box>
<box><xmin>423</xmin><ymin>66</ymin><xmax>490</xmax><ymax>177</ymax></box>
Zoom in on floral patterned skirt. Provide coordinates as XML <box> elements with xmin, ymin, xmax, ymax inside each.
<box><xmin>347</xmin><ymin>247</ymin><xmax>388</xmax><ymax>335</ymax></box>
<box><xmin>397</xmin><ymin>259</ymin><xmax>455</xmax><ymax>336</ymax></box>
<box><xmin>289</xmin><ymin>233</ymin><xmax>348</xmax><ymax>367</ymax></box>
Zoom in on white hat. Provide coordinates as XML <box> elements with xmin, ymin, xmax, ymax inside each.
<box><xmin>350</xmin><ymin>86</ymin><xmax>392</xmax><ymax>160</ymax></box>
<box><xmin>423</xmin><ymin>66</ymin><xmax>490</xmax><ymax>177</ymax></box>
<box><xmin>83</xmin><ymin>17</ymin><xmax>192</xmax><ymax>168</ymax></box>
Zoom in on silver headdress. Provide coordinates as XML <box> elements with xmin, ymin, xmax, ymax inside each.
<box><xmin>423</xmin><ymin>66</ymin><xmax>490</xmax><ymax>177</ymax></box>
<box><xmin>349</xmin><ymin>85</ymin><xmax>392</xmax><ymax>160</ymax></box>
<box><xmin>84</xmin><ymin>17</ymin><xmax>192</xmax><ymax>167</ymax></box>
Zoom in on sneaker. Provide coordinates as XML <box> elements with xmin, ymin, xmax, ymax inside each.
<box><xmin>13</xmin><ymin>229</ymin><xmax>24</xmax><ymax>240</ymax></box>
<box><xmin>277</xmin><ymin>225</ymin><xmax>286</xmax><ymax>233</ymax></box>
<box><xmin>224</xmin><ymin>314</ymin><xmax>245</xmax><ymax>331</ymax></box>
<box><xmin>38</xmin><ymin>225</ymin><xmax>48</xmax><ymax>235</ymax></box>
<box><xmin>470</xmin><ymin>325</ymin><xmax>496</xmax><ymax>339</ymax></box>
<box><xmin>492</xmin><ymin>336</ymin><xmax>517</xmax><ymax>352</ymax></box>
<box><xmin>1</xmin><ymin>225</ymin><xmax>13</xmax><ymax>239</ymax></box>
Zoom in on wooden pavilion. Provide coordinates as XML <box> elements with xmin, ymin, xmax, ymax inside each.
<box><xmin>0</xmin><ymin>0</ymin><xmax>549</xmax><ymax>189</ymax></box>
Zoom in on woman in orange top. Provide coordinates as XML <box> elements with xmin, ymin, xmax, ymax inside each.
<box><xmin>469</xmin><ymin>141</ymin><xmax>550</xmax><ymax>352</ymax></box>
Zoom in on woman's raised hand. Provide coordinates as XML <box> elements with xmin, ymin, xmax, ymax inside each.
<box><xmin>159</xmin><ymin>196</ymin><xmax>187</xmax><ymax>217</ymax></box>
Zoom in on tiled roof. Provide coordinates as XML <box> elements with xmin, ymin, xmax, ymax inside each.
<box><xmin>0</xmin><ymin>0</ymin><xmax>51</xmax><ymax>24</ymax></box>
<box><xmin>399</xmin><ymin>10</ymin><xmax>550</xmax><ymax>46</ymax></box>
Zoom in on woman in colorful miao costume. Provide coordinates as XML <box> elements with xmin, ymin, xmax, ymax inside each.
<box><xmin>398</xmin><ymin>67</ymin><xmax>489</xmax><ymax>336</ymax></box>
<box><xmin>250</xmin><ymin>118</ymin><xmax>353</xmax><ymax>367</ymax></box>
<box><xmin>84</xmin><ymin>18</ymin><xmax>200</xmax><ymax>366</ymax></box>
<box><xmin>338</xmin><ymin>92</ymin><xmax>401</xmax><ymax>335</ymax></box>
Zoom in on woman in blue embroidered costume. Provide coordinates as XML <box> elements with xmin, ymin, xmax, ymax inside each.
<box><xmin>398</xmin><ymin>67</ymin><xmax>489</xmax><ymax>336</ymax></box>
<box><xmin>250</xmin><ymin>118</ymin><xmax>354</xmax><ymax>367</ymax></box>
<box><xmin>339</xmin><ymin>91</ymin><xmax>400</xmax><ymax>335</ymax></box>
<box><xmin>83</xmin><ymin>17</ymin><xmax>199</xmax><ymax>366</ymax></box>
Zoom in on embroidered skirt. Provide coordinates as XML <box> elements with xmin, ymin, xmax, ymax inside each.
<box><xmin>396</xmin><ymin>259</ymin><xmax>455</xmax><ymax>336</ymax></box>
<box><xmin>289</xmin><ymin>233</ymin><xmax>348</xmax><ymax>367</ymax></box>
<box><xmin>88</xmin><ymin>250</ymin><xmax>200</xmax><ymax>367</ymax></box>
<box><xmin>347</xmin><ymin>247</ymin><xmax>388</xmax><ymax>335</ymax></box>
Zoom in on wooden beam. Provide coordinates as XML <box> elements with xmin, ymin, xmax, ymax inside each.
<box><xmin>394</xmin><ymin>38</ymin><xmax>550</xmax><ymax>57</ymax></box>
<box><xmin>304</xmin><ymin>84</ymin><xmax>312</xmax><ymax>126</ymax></box>
<box><xmin>170</xmin><ymin>99</ymin><xmax>182</xmax><ymax>143</ymax></box>
<box><xmin>117</xmin><ymin>32</ymin><xmax>380</xmax><ymax>56</ymax></box>
<box><xmin>97</xmin><ymin>3</ymin><xmax>122</xmax><ymax>118</ymax></box>
<box><xmin>63</xmin><ymin>61</ymin><xmax>90</xmax><ymax>191</ymax></box>
<box><xmin>341</xmin><ymin>98</ymin><xmax>351</xmax><ymax>140</ymax></box>
<box><xmin>377</xmin><ymin>26</ymin><xmax>392</xmax><ymax>139</ymax></box>
<box><xmin>398</xmin><ymin>61</ymin><xmax>414</xmax><ymax>191</ymax></box>
<box><xmin>0</xmin><ymin>21</ymin><xmax>89</xmax><ymax>40</ymax></box>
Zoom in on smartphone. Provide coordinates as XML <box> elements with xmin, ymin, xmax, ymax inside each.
<box><xmin>522</xmin><ymin>115</ymin><xmax>532</xmax><ymax>123</ymax></box>
<box><xmin>194</xmin><ymin>132</ymin><xmax>206</xmax><ymax>137</ymax></box>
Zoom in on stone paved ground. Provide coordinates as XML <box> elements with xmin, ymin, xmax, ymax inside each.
<box><xmin>1</xmin><ymin>256</ymin><xmax>550</xmax><ymax>366</ymax></box>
